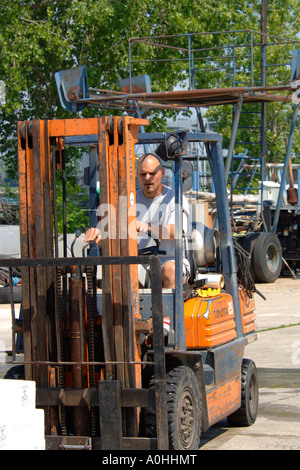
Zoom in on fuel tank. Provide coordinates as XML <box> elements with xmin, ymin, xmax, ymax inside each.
<box><xmin>184</xmin><ymin>287</ymin><xmax>256</xmax><ymax>349</ymax></box>
<box><xmin>185</xmin><ymin>292</ymin><xmax>237</xmax><ymax>349</ymax></box>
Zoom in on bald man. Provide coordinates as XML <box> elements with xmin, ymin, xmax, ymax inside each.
<box><xmin>85</xmin><ymin>153</ymin><xmax>190</xmax><ymax>288</ymax></box>
<box><xmin>135</xmin><ymin>153</ymin><xmax>190</xmax><ymax>288</ymax></box>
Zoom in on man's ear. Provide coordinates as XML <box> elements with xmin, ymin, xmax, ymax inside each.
<box><xmin>161</xmin><ymin>166</ymin><xmax>165</xmax><ymax>177</ymax></box>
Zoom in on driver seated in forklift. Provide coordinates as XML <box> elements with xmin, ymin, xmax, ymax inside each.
<box><xmin>84</xmin><ymin>153</ymin><xmax>190</xmax><ymax>288</ymax></box>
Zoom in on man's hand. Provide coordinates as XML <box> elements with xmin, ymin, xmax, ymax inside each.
<box><xmin>136</xmin><ymin>221</ymin><xmax>149</xmax><ymax>235</ymax></box>
<box><xmin>136</xmin><ymin>221</ymin><xmax>174</xmax><ymax>240</ymax></box>
<box><xmin>84</xmin><ymin>227</ymin><xmax>101</xmax><ymax>245</ymax></box>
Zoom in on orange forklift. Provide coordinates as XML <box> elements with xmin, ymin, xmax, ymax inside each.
<box><xmin>2</xmin><ymin>114</ymin><xmax>258</xmax><ymax>450</ymax></box>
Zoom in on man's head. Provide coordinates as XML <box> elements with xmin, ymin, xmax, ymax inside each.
<box><xmin>137</xmin><ymin>153</ymin><xmax>165</xmax><ymax>198</ymax></box>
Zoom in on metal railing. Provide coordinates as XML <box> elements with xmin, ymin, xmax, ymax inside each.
<box><xmin>129</xmin><ymin>30</ymin><xmax>300</xmax><ymax>92</ymax></box>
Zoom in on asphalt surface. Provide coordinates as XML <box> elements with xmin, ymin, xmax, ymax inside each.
<box><xmin>0</xmin><ymin>277</ymin><xmax>300</xmax><ymax>450</ymax></box>
<box><xmin>200</xmin><ymin>277</ymin><xmax>300</xmax><ymax>450</ymax></box>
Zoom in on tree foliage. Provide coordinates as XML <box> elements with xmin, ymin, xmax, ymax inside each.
<box><xmin>0</xmin><ymin>0</ymin><xmax>299</xmax><ymax>181</ymax></box>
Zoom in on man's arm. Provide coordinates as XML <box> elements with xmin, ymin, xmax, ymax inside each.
<box><xmin>136</xmin><ymin>220</ymin><xmax>175</xmax><ymax>240</ymax></box>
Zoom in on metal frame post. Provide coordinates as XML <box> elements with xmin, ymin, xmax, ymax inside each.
<box><xmin>174</xmin><ymin>156</ymin><xmax>186</xmax><ymax>351</ymax></box>
<box><xmin>261</xmin><ymin>0</ymin><xmax>268</xmax><ymax>182</ymax></box>
<box><xmin>209</xmin><ymin>140</ymin><xmax>244</xmax><ymax>339</ymax></box>
<box><xmin>225</xmin><ymin>95</ymin><xmax>244</xmax><ymax>183</ymax></box>
<box><xmin>272</xmin><ymin>102</ymin><xmax>300</xmax><ymax>233</ymax></box>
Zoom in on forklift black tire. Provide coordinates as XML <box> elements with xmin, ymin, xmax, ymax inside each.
<box><xmin>252</xmin><ymin>232</ymin><xmax>282</xmax><ymax>283</ymax></box>
<box><xmin>227</xmin><ymin>359</ymin><xmax>258</xmax><ymax>427</ymax></box>
<box><xmin>143</xmin><ymin>365</ymin><xmax>202</xmax><ymax>450</ymax></box>
<box><xmin>236</xmin><ymin>232</ymin><xmax>261</xmax><ymax>282</ymax></box>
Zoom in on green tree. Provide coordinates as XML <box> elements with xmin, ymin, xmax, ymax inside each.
<box><xmin>0</xmin><ymin>0</ymin><xmax>299</xmax><ymax>181</ymax></box>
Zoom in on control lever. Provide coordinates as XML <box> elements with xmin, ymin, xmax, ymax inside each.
<box><xmin>138</xmin><ymin>230</ymin><xmax>167</xmax><ymax>256</ymax></box>
<box><xmin>71</xmin><ymin>230</ymin><xmax>92</xmax><ymax>258</ymax></box>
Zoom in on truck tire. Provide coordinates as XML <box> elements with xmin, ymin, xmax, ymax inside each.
<box><xmin>143</xmin><ymin>365</ymin><xmax>202</xmax><ymax>450</ymax></box>
<box><xmin>236</xmin><ymin>232</ymin><xmax>261</xmax><ymax>282</ymax></box>
<box><xmin>252</xmin><ymin>232</ymin><xmax>282</xmax><ymax>283</ymax></box>
<box><xmin>227</xmin><ymin>359</ymin><xmax>258</xmax><ymax>427</ymax></box>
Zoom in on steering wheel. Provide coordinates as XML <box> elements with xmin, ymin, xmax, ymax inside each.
<box><xmin>71</xmin><ymin>229</ymin><xmax>166</xmax><ymax>258</ymax></box>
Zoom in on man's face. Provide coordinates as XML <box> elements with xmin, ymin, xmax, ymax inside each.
<box><xmin>137</xmin><ymin>155</ymin><xmax>165</xmax><ymax>198</ymax></box>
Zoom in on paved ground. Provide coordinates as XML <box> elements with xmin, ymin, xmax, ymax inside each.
<box><xmin>1</xmin><ymin>277</ymin><xmax>300</xmax><ymax>450</ymax></box>
<box><xmin>200</xmin><ymin>277</ymin><xmax>300</xmax><ymax>450</ymax></box>
<box><xmin>252</xmin><ymin>277</ymin><xmax>300</xmax><ymax>331</ymax></box>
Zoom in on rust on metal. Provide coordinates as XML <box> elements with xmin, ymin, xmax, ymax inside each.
<box><xmin>16</xmin><ymin>116</ymin><xmax>165</xmax><ymax>448</ymax></box>
<box><xmin>206</xmin><ymin>376</ymin><xmax>241</xmax><ymax>427</ymax></box>
<box><xmin>76</xmin><ymin>84</ymin><xmax>298</xmax><ymax>110</ymax></box>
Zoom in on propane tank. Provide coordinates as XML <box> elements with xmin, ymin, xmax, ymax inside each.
<box><xmin>190</xmin><ymin>223</ymin><xmax>220</xmax><ymax>267</ymax></box>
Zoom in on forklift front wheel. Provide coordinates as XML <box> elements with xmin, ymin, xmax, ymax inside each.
<box><xmin>143</xmin><ymin>365</ymin><xmax>202</xmax><ymax>450</ymax></box>
<box><xmin>167</xmin><ymin>366</ymin><xmax>202</xmax><ymax>450</ymax></box>
<box><xmin>227</xmin><ymin>358</ymin><xmax>259</xmax><ymax>427</ymax></box>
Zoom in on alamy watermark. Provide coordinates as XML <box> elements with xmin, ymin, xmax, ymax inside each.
<box><xmin>93</xmin><ymin>198</ymin><xmax>199</xmax><ymax>246</ymax></box>
<box><xmin>292</xmin><ymin>339</ymin><xmax>300</xmax><ymax>365</ymax></box>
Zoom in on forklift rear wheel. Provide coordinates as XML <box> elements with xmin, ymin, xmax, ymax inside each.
<box><xmin>143</xmin><ymin>365</ymin><xmax>202</xmax><ymax>450</ymax></box>
<box><xmin>227</xmin><ymin>359</ymin><xmax>258</xmax><ymax>427</ymax></box>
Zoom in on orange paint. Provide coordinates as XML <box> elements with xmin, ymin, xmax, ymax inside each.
<box><xmin>239</xmin><ymin>287</ymin><xmax>256</xmax><ymax>334</ymax></box>
<box><xmin>48</xmin><ymin>118</ymin><xmax>99</xmax><ymax>137</ymax></box>
<box><xmin>206</xmin><ymin>375</ymin><xmax>241</xmax><ymax>426</ymax></box>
